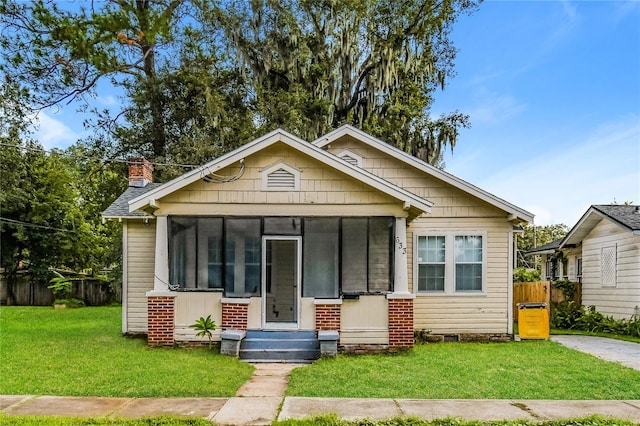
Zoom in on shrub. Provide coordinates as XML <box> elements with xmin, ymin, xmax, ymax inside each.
<box><xmin>513</xmin><ymin>267</ymin><xmax>541</xmax><ymax>283</ymax></box>
<box><xmin>551</xmin><ymin>302</ymin><xmax>640</xmax><ymax>338</ymax></box>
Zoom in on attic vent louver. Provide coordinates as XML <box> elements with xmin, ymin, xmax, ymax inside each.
<box><xmin>267</xmin><ymin>168</ymin><xmax>296</xmax><ymax>189</ymax></box>
<box><xmin>336</xmin><ymin>150</ymin><xmax>362</xmax><ymax>167</ymax></box>
<box><xmin>340</xmin><ymin>154</ymin><xmax>359</xmax><ymax>167</ymax></box>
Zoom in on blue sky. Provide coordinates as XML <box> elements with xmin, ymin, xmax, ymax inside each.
<box><xmin>34</xmin><ymin>0</ymin><xmax>639</xmax><ymax>226</ymax></box>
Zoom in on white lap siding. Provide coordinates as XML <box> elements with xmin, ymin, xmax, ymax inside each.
<box><xmin>581</xmin><ymin>219</ymin><xmax>640</xmax><ymax>319</ymax></box>
<box><xmin>124</xmin><ymin>220</ymin><xmax>156</xmax><ymax>334</ymax></box>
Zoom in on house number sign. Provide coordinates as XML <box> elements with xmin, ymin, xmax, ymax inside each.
<box><xmin>395</xmin><ymin>237</ymin><xmax>407</xmax><ymax>255</ymax></box>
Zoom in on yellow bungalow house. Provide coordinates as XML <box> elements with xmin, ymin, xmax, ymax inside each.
<box><xmin>103</xmin><ymin>126</ymin><xmax>533</xmax><ymax>361</ymax></box>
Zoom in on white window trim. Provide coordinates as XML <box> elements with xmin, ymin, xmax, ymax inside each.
<box><xmin>414</xmin><ymin>230</ymin><xmax>487</xmax><ymax>296</ymax></box>
<box><xmin>260</xmin><ymin>162</ymin><xmax>301</xmax><ymax>191</ymax></box>
<box><xmin>336</xmin><ymin>149</ymin><xmax>363</xmax><ymax>167</ymax></box>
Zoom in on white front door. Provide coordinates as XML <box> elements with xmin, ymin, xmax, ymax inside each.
<box><xmin>262</xmin><ymin>237</ymin><xmax>301</xmax><ymax>329</ymax></box>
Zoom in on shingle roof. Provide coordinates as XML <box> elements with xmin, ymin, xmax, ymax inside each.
<box><xmin>525</xmin><ymin>238</ymin><xmax>563</xmax><ymax>256</ymax></box>
<box><xmin>102</xmin><ymin>183</ymin><xmax>163</xmax><ymax>218</ymax></box>
<box><xmin>592</xmin><ymin>205</ymin><xmax>640</xmax><ymax>231</ymax></box>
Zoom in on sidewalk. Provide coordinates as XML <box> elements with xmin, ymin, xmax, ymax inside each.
<box><xmin>3</xmin><ymin>393</ymin><xmax>640</xmax><ymax>424</ymax></box>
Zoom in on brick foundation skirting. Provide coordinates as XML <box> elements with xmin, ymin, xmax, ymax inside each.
<box><xmin>222</xmin><ymin>303</ymin><xmax>248</xmax><ymax>330</ymax></box>
<box><xmin>388</xmin><ymin>298</ymin><xmax>414</xmax><ymax>349</ymax></box>
<box><xmin>315</xmin><ymin>304</ymin><xmax>341</xmax><ymax>331</ymax></box>
<box><xmin>147</xmin><ymin>296</ymin><xmax>175</xmax><ymax>347</ymax></box>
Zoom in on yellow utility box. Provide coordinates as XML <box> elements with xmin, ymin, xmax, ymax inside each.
<box><xmin>517</xmin><ymin>302</ymin><xmax>549</xmax><ymax>339</ymax></box>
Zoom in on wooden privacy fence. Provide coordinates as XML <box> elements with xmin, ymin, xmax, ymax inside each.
<box><xmin>513</xmin><ymin>281</ymin><xmax>550</xmax><ymax>323</ymax></box>
<box><xmin>0</xmin><ymin>275</ymin><xmax>121</xmax><ymax>306</ymax></box>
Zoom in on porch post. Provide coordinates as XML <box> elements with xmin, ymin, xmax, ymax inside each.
<box><xmin>393</xmin><ymin>217</ymin><xmax>409</xmax><ymax>294</ymax></box>
<box><xmin>154</xmin><ymin>215</ymin><xmax>169</xmax><ymax>291</ymax></box>
<box><xmin>146</xmin><ymin>215</ymin><xmax>175</xmax><ymax>347</ymax></box>
<box><xmin>388</xmin><ymin>216</ymin><xmax>415</xmax><ymax>349</ymax></box>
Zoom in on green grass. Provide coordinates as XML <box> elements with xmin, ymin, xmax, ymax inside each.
<box><xmin>287</xmin><ymin>341</ymin><xmax>640</xmax><ymax>399</ymax></box>
<box><xmin>0</xmin><ymin>306</ymin><xmax>254</xmax><ymax>397</ymax></box>
<box><xmin>274</xmin><ymin>416</ymin><xmax>640</xmax><ymax>426</ymax></box>
<box><xmin>0</xmin><ymin>415</ymin><xmax>212</xmax><ymax>425</ymax></box>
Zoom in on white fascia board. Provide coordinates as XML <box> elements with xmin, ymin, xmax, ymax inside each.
<box><xmin>276</xmin><ymin>133</ymin><xmax>433</xmax><ymax>213</ymax></box>
<box><xmin>129</xmin><ymin>127</ymin><xmax>432</xmax><ymax>215</ymax></box>
<box><xmin>560</xmin><ymin>207</ymin><xmax>606</xmax><ymax>248</ymax></box>
<box><xmin>314</xmin><ymin>125</ymin><xmax>534</xmax><ymax>223</ymax></box>
<box><xmin>128</xmin><ymin>129</ymin><xmax>303</xmax><ymax>212</ymax></box>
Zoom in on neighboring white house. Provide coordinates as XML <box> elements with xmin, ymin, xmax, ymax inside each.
<box><xmin>103</xmin><ymin>125</ymin><xmax>534</xmax><ymax>356</ymax></box>
<box><xmin>561</xmin><ymin>205</ymin><xmax>640</xmax><ymax>319</ymax></box>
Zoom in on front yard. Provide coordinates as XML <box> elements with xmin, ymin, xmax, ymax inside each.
<box><xmin>0</xmin><ymin>306</ymin><xmax>254</xmax><ymax>397</ymax></box>
<box><xmin>2</xmin><ymin>306</ymin><xmax>639</xmax><ymax>400</ymax></box>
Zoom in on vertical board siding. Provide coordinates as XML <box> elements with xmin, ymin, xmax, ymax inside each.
<box><xmin>581</xmin><ymin>219</ymin><xmax>640</xmax><ymax>318</ymax></box>
<box><xmin>174</xmin><ymin>292</ymin><xmax>223</xmax><ymax>341</ymax></box>
<box><xmin>126</xmin><ymin>221</ymin><xmax>156</xmax><ymax>334</ymax></box>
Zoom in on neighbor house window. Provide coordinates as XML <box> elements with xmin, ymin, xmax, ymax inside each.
<box><xmin>601</xmin><ymin>245</ymin><xmax>617</xmax><ymax>287</ymax></box>
<box><xmin>576</xmin><ymin>257</ymin><xmax>583</xmax><ymax>283</ymax></box>
<box><xmin>415</xmin><ymin>232</ymin><xmax>486</xmax><ymax>294</ymax></box>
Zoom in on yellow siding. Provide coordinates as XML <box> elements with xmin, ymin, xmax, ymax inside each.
<box><xmin>581</xmin><ymin>219</ymin><xmax>640</xmax><ymax>318</ymax></box>
<box><xmin>409</xmin><ymin>217</ymin><xmax>512</xmax><ymax>334</ymax></box>
<box><xmin>341</xmin><ymin>296</ymin><xmax>389</xmax><ymax>344</ymax></box>
<box><xmin>156</xmin><ymin>143</ymin><xmax>403</xmax><ymax>217</ymax></box>
<box><xmin>325</xmin><ymin>136</ymin><xmax>506</xmax><ymax>219</ymax></box>
<box><xmin>125</xmin><ymin>221</ymin><xmax>155</xmax><ymax>334</ymax></box>
<box><xmin>174</xmin><ymin>292</ymin><xmax>223</xmax><ymax>342</ymax></box>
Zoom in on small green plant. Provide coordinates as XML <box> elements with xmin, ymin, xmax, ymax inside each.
<box><xmin>189</xmin><ymin>315</ymin><xmax>217</xmax><ymax>349</ymax></box>
<box><xmin>513</xmin><ymin>267</ymin><xmax>541</xmax><ymax>283</ymax></box>
<box><xmin>48</xmin><ymin>272</ymin><xmax>73</xmax><ymax>301</ymax></box>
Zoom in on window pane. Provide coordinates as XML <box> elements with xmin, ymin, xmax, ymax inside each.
<box><xmin>225</xmin><ymin>218</ymin><xmax>261</xmax><ymax>297</ymax></box>
<box><xmin>169</xmin><ymin>217</ymin><xmax>196</xmax><ymax>288</ymax></box>
<box><xmin>455</xmin><ymin>264</ymin><xmax>482</xmax><ymax>291</ymax></box>
<box><xmin>264</xmin><ymin>217</ymin><xmax>301</xmax><ymax>235</ymax></box>
<box><xmin>455</xmin><ymin>236</ymin><xmax>482</xmax><ymax>262</ymax></box>
<box><xmin>368</xmin><ymin>218</ymin><xmax>392</xmax><ymax>292</ymax></box>
<box><xmin>303</xmin><ymin>218</ymin><xmax>339</xmax><ymax>298</ymax></box>
<box><xmin>418</xmin><ymin>264</ymin><xmax>445</xmax><ymax>292</ymax></box>
<box><xmin>199</xmin><ymin>218</ymin><xmax>223</xmax><ymax>289</ymax></box>
<box><xmin>341</xmin><ymin>218</ymin><xmax>367</xmax><ymax>293</ymax></box>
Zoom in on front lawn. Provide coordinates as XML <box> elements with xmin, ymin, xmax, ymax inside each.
<box><xmin>287</xmin><ymin>341</ymin><xmax>640</xmax><ymax>399</ymax></box>
<box><xmin>0</xmin><ymin>306</ymin><xmax>254</xmax><ymax>397</ymax></box>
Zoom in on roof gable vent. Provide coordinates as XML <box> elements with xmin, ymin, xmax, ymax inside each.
<box><xmin>337</xmin><ymin>150</ymin><xmax>362</xmax><ymax>167</ymax></box>
<box><xmin>261</xmin><ymin>162</ymin><xmax>301</xmax><ymax>191</ymax></box>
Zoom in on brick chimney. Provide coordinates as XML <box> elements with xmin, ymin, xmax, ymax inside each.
<box><xmin>128</xmin><ymin>157</ymin><xmax>153</xmax><ymax>187</ymax></box>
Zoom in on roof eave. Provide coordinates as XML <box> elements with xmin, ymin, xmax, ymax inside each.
<box><xmin>314</xmin><ymin>125</ymin><xmax>534</xmax><ymax>223</ymax></box>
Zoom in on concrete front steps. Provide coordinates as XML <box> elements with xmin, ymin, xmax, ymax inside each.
<box><xmin>239</xmin><ymin>330</ymin><xmax>320</xmax><ymax>363</ymax></box>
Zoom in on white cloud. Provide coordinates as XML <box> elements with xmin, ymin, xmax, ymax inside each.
<box><xmin>32</xmin><ymin>112</ymin><xmax>80</xmax><ymax>150</ymax></box>
<box><xmin>474</xmin><ymin>115</ymin><xmax>640</xmax><ymax>226</ymax></box>
<box><xmin>466</xmin><ymin>93</ymin><xmax>527</xmax><ymax>125</ymax></box>
<box><xmin>98</xmin><ymin>95</ymin><xmax>118</xmax><ymax>107</ymax></box>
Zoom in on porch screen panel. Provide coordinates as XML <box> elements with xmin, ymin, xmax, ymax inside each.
<box><xmin>169</xmin><ymin>217</ymin><xmax>197</xmax><ymax>288</ymax></box>
<box><xmin>225</xmin><ymin>218</ymin><xmax>261</xmax><ymax>297</ymax></box>
<box><xmin>197</xmin><ymin>218</ymin><xmax>223</xmax><ymax>289</ymax></box>
<box><xmin>368</xmin><ymin>217</ymin><xmax>393</xmax><ymax>292</ymax></box>
<box><xmin>303</xmin><ymin>218</ymin><xmax>339</xmax><ymax>298</ymax></box>
<box><xmin>341</xmin><ymin>218</ymin><xmax>367</xmax><ymax>293</ymax></box>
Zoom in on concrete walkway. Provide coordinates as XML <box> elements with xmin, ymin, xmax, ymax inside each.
<box><xmin>551</xmin><ymin>335</ymin><xmax>640</xmax><ymax>371</ymax></box>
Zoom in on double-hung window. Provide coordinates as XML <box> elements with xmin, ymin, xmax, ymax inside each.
<box><xmin>415</xmin><ymin>232</ymin><xmax>486</xmax><ymax>294</ymax></box>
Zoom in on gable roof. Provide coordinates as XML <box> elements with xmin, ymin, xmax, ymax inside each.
<box><xmin>125</xmin><ymin>128</ymin><xmax>433</xmax><ymax>218</ymax></box>
<box><xmin>102</xmin><ymin>183</ymin><xmax>162</xmax><ymax>219</ymax></box>
<box><xmin>525</xmin><ymin>238</ymin><xmax>563</xmax><ymax>256</ymax></box>
<box><xmin>561</xmin><ymin>204</ymin><xmax>640</xmax><ymax>247</ymax></box>
<box><xmin>313</xmin><ymin>125</ymin><xmax>534</xmax><ymax>223</ymax></box>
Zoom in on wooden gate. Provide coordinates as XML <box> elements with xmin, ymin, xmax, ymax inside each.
<box><xmin>513</xmin><ymin>281</ymin><xmax>550</xmax><ymax>323</ymax></box>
